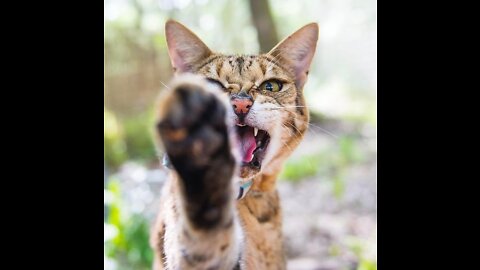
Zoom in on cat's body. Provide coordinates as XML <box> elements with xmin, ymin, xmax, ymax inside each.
<box><xmin>151</xmin><ymin>20</ymin><xmax>318</xmax><ymax>269</ymax></box>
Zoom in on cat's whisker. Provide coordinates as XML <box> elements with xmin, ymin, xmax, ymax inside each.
<box><xmin>281</xmin><ymin>123</ymin><xmax>320</xmax><ymax>171</ymax></box>
<box><xmin>279</xmin><ymin>139</ymin><xmax>295</xmax><ymax>154</ymax></box>
<box><xmin>268</xmin><ymin>47</ymin><xmax>289</xmax><ymax>61</ymax></box>
<box><xmin>266</xmin><ymin>56</ymin><xmax>282</xmax><ymax>73</ymax></box>
<box><xmin>266</xmin><ymin>48</ymin><xmax>288</xmax><ymax>72</ymax></box>
<box><xmin>266</xmin><ymin>49</ymin><xmax>282</xmax><ymax>66</ymax></box>
<box><xmin>281</xmin><ymin>123</ymin><xmax>302</xmax><ymax>143</ymax></box>
<box><xmin>159</xmin><ymin>80</ymin><xmax>171</xmax><ymax>90</ymax></box>
<box><xmin>306</xmin><ymin>122</ymin><xmax>339</xmax><ymax>139</ymax></box>
<box><xmin>269</xmin><ymin>105</ymin><xmax>311</xmax><ymax>109</ymax></box>
<box><xmin>286</xmin><ymin>122</ymin><xmax>325</xmax><ymax>143</ymax></box>
<box><xmin>255</xmin><ymin>106</ymin><xmax>311</xmax><ymax>113</ymax></box>
<box><xmin>283</xmin><ymin>122</ymin><xmax>304</xmax><ymax>139</ymax></box>
<box><xmin>280</xmin><ymin>110</ymin><xmax>340</xmax><ymax>140</ymax></box>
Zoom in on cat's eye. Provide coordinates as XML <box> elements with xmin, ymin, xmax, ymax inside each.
<box><xmin>206</xmin><ymin>78</ymin><xmax>226</xmax><ymax>90</ymax></box>
<box><xmin>259</xmin><ymin>80</ymin><xmax>283</xmax><ymax>92</ymax></box>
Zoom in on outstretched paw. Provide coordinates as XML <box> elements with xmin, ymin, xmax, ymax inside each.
<box><xmin>156</xmin><ymin>77</ymin><xmax>236</xmax><ymax>229</ymax></box>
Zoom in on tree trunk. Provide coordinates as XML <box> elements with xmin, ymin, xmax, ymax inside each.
<box><xmin>247</xmin><ymin>0</ymin><xmax>279</xmax><ymax>53</ymax></box>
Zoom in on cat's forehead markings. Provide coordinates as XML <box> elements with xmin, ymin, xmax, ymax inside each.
<box><xmin>197</xmin><ymin>55</ymin><xmax>221</xmax><ymax>71</ymax></box>
<box><xmin>199</xmin><ymin>54</ymin><xmax>288</xmax><ymax>85</ymax></box>
<box><xmin>208</xmin><ymin>64</ymin><xmax>217</xmax><ymax>77</ymax></box>
<box><xmin>215</xmin><ymin>58</ymin><xmax>224</xmax><ymax>77</ymax></box>
<box><xmin>227</xmin><ymin>56</ymin><xmax>235</xmax><ymax>66</ymax></box>
<box><xmin>236</xmin><ymin>56</ymin><xmax>245</xmax><ymax>75</ymax></box>
<box><xmin>236</xmin><ymin>56</ymin><xmax>244</xmax><ymax>68</ymax></box>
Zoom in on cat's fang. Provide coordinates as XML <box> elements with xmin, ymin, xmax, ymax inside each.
<box><xmin>254</xmin><ymin>128</ymin><xmax>258</xmax><ymax>137</ymax></box>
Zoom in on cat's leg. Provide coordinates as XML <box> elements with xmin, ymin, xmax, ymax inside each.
<box><xmin>155</xmin><ymin>76</ymin><xmax>241</xmax><ymax>270</ymax></box>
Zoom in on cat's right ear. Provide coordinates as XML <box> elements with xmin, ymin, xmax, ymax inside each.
<box><xmin>165</xmin><ymin>20</ymin><xmax>212</xmax><ymax>73</ymax></box>
<box><xmin>268</xmin><ymin>23</ymin><xmax>319</xmax><ymax>90</ymax></box>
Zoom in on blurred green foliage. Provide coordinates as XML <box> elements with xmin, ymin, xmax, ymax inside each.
<box><xmin>105</xmin><ymin>179</ymin><xmax>153</xmax><ymax>270</ymax></box>
<box><xmin>346</xmin><ymin>236</ymin><xmax>377</xmax><ymax>270</ymax></box>
<box><xmin>280</xmin><ymin>135</ymin><xmax>366</xmax><ymax>199</ymax></box>
<box><xmin>339</xmin><ymin>136</ymin><xmax>363</xmax><ymax>165</ymax></box>
<box><xmin>105</xmin><ymin>109</ymin><xmax>128</xmax><ymax>168</ymax></box>
<box><xmin>104</xmin><ymin>0</ymin><xmax>376</xmax><ymax>268</ymax></box>
<box><xmin>104</xmin><ymin>107</ymin><xmax>157</xmax><ymax>168</ymax></box>
<box><xmin>122</xmin><ymin>109</ymin><xmax>156</xmax><ymax>163</ymax></box>
<box><xmin>358</xmin><ymin>259</ymin><xmax>377</xmax><ymax>270</ymax></box>
<box><xmin>328</xmin><ymin>243</ymin><xmax>342</xmax><ymax>257</ymax></box>
<box><xmin>280</xmin><ymin>153</ymin><xmax>325</xmax><ymax>181</ymax></box>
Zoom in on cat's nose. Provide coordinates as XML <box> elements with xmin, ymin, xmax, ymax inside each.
<box><xmin>231</xmin><ymin>95</ymin><xmax>253</xmax><ymax>118</ymax></box>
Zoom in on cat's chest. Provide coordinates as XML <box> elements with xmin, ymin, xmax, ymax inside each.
<box><xmin>237</xmin><ymin>193</ymin><xmax>285</xmax><ymax>269</ymax></box>
<box><xmin>236</xmin><ymin>190</ymin><xmax>283</xmax><ymax>238</ymax></box>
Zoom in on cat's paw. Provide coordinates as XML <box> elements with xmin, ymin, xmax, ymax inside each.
<box><xmin>156</xmin><ymin>76</ymin><xmax>236</xmax><ymax>229</ymax></box>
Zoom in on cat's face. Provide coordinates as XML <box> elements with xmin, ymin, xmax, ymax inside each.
<box><xmin>165</xmin><ymin>20</ymin><xmax>318</xmax><ymax>179</ymax></box>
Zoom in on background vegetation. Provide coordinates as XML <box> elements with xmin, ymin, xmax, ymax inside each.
<box><xmin>104</xmin><ymin>0</ymin><xmax>376</xmax><ymax>269</ymax></box>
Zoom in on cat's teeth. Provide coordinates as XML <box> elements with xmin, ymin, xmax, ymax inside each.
<box><xmin>254</xmin><ymin>128</ymin><xmax>258</xmax><ymax>137</ymax></box>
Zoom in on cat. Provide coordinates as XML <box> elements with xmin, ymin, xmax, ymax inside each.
<box><xmin>150</xmin><ymin>19</ymin><xmax>318</xmax><ymax>270</ymax></box>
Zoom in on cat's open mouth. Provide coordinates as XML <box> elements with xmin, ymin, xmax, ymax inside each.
<box><xmin>235</xmin><ymin>124</ymin><xmax>270</xmax><ymax>172</ymax></box>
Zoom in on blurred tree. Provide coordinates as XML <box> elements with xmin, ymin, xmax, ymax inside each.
<box><xmin>130</xmin><ymin>0</ymin><xmax>143</xmax><ymax>30</ymax></box>
<box><xmin>247</xmin><ymin>0</ymin><xmax>278</xmax><ymax>53</ymax></box>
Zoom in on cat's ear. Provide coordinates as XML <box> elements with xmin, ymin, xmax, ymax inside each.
<box><xmin>268</xmin><ymin>23</ymin><xmax>319</xmax><ymax>89</ymax></box>
<box><xmin>165</xmin><ymin>20</ymin><xmax>212</xmax><ymax>73</ymax></box>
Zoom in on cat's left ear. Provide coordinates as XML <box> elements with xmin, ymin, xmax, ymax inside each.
<box><xmin>268</xmin><ymin>23</ymin><xmax>319</xmax><ymax>89</ymax></box>
<box><xmin>165</xmin><ymin>20</ymin><xmax>212</xmax><ymax>73</ymax></box>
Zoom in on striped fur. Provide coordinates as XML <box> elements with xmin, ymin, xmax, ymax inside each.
<box><xmin>151</xmin><ymin>20</ymin><xmax>318</xmax><ymax>270</ymax></box>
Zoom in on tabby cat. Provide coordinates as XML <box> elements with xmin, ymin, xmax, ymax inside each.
<box><xmin>151</xmin><ymin>20</ymin><xmax>318</xmax><ymax>270</ymax></box>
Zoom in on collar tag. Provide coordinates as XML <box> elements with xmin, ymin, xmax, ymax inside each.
<box><xmin>237</xmin><ymin>179</ymin><xmax>253</xmax><ymax>200</ymax></box>
<box><xmin>162</xmin><ymin>154</ymin><xmax>173</xmax><ymax>169</ymax></box>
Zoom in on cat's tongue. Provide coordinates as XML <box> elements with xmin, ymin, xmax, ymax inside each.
<box><xmin>238</xmin><ymin>126</ymin><xmax>256</xmax><ymax>163</ymax></box>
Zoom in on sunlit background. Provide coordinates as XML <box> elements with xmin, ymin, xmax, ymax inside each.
<box><xmin>104</xmin><ymin>0</ymin><xmax>376</xmax><ymax>269</ymax></box>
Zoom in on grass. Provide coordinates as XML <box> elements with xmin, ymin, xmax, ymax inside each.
<box><xmin>279</xmin><ymin>135</ymin><xmax>367</xmax><ymax>199</ymax></box>
<box><xmin>345</xmin><ymin>236</ymin><xmax>377</xmax><ymax>270</ymax></box>
<box><xmin>280</xmin><ymin>152</ymin><xmax>326</xmax><ymax>181</ymax></box>
<box><xmin>358</xmin><ymin>259</ymin><xmax>377</xmax><ymax>270</ymax></box>
<box><xmin>105</xmin><ymin>178</ymin><xmax>153</xmax><ymax>270</ymax></box>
